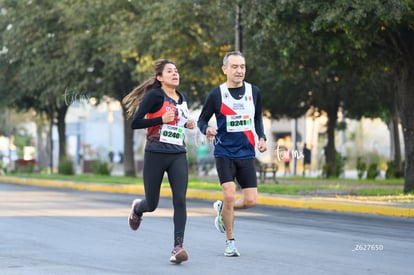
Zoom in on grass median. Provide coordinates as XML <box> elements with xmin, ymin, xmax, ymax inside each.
<box><xmin>1</xmin><ymin>172</ymin><xmax>408</xmax><ymax>197</ymax></box>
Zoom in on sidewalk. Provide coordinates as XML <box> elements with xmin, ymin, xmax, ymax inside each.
<box><xmin>1</xmin><ymin>176</ymin><xmax>413</xmax><ymax>218</ymax></box>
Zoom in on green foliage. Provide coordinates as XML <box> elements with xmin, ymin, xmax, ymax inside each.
<box><xmin>350</xmin><ymin>188</ymin><xmax>403</xmax><ymax>196</ymax></box>
<box><xmin>322</xmin><ymin>151</ymin><xmax>345</xmax><ymax>178</ymax></box>
<box><xmin>258</xmin><ymin>183</ymin><xmax>327</xmax><ymax>195</ymax></box>
<box><xmin>1</xmin><ymin>0</ymin><xmax>413</xmax><ymax>191</ymax></box>
<box><xmin>386</xmin><ymin>161</ymin><xmax>404</xmax><ymax>179</ymax></box>
<box><xmin>386</xmin><ymin>161</ymin><xmax>397</xmax><ymax>179</ymax></box>
<box><xmin>124</xmin><ymin>0</ymin><xmax>235</xmax><ymax>105</ymax></box>
<box><xmin>336</xmin><ymin>152</ymin><xmax>345</xmax><ymax>177</ymax></box>
<box><xmin>13</xmin><ymin>133</ymin><xmax>33</xmax><ymax>159</ymax></box>
<box><xmin>367</xmin><ymin>163</ymin><xmax>380</xmax><ymax>180</ymax></box>
<box><xmin>356</xmin><ymin>157</ymin><xmax>367</xmax><ymax>180</ymax></box>
<box><xmin>0</xmin><ymin>0</ymin><xmax>238</xmax><ymax>173</ymax></box>
<box><xmin>14</xmin><ymin>163</ymin><xmax>34</xmax><ymax>173</ymax></box>
<box><xmin>7</xmin><ymin>172</ymin><xmax>407</xmax><ymax>196</ymax></box>
<box><xmin>0</xmin><ymin>158</ymin><xmax>8</xmax><ymax>175</ymax></box>
<box><xmin>93</xmin><ymin>160</ymin><xmax>111</xmax><ymax>176</ymax></box>
<box><xmin>11</xmin><ymin>172</ymin><xmax>137</xmax><ymax>184</ymax></box>
<box><xmin>58</xmin><ymin>158</ymin><xmax>74</xmax><ymax>175</ymax></box>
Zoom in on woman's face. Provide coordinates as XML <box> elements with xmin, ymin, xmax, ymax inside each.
<box><xmin>157</xmin><ymin>63</ymin><xmax>179</xmax><ymax>88</ymax></box>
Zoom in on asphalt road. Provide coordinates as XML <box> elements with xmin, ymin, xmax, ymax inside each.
<box><xmin>0</xmin><ymin>182</ymin><xmax>413</xmax><ymax>275</ymax></box>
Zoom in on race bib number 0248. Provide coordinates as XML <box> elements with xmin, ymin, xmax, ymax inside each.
<box><xmin>226</xmin><ymin>114</ymin><xmax>252</xmax><ymax>132</ymax></box>
<box><xmin>160</xmin><ymin>124</ymin><xmax>184</xmax><ymax>145</ymax></box>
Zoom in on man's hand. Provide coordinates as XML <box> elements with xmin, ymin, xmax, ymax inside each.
<box><xmin>206</xmin><ymin>127</ymin><xmax>217</xmax><ymax>141</ymax></box>
<box><xmin>258</xmin><ymin>137</ymin><xmax>267</xmax><ymax>153</ymax></box>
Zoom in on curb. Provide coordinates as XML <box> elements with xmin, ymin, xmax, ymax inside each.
<box><xmin>1</xmin><ymin>176</ymin><xmax>413</xmax><ymax>218</ymax></box>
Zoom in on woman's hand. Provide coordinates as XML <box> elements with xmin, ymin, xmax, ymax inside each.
<box><xmin>162</xmin><ymin>110</ymin><xmax>176</xmax><ymax>123</ymax></box>
<box><xmin>185</xmin><ymin>119</ymin><xmax>195</xmax><ymax>129</ymax></box>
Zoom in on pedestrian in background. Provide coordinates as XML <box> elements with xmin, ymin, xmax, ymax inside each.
<box><xmin>122</xmin><ymin>59</ymin><xmax>195</xmax><ymax>264</ymax></box>
<box><xmin>303</xmin><ymin>143</ymin><xmax>311</xmax><ymax>176</ymax></box>
<box><xmin>197</xmin><ymin>51</ymin><xmax>267</xmax><ymax>257</ymax></box>
<box><xmin>282</xmin><ymin>147</ymin><xmax>291</xmax><ymax>176</ymax></box>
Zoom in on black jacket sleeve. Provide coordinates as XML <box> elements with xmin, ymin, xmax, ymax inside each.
<box><xmin>130</xmin><ymin>89</ymin><xmax>164</xmax><ymax>129</ymax></box>
<box><xmin>253</xmin><ymin>87</ymin><xmax>266</xmax><ymax>140</ymax></box>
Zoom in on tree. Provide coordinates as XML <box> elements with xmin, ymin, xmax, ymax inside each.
<box><xmin>86</xmin><ymin>0</ymin><xmax>237</xmax><ymax>175</ymax></box>
<box><xmin>72</xmin><ymin>0</ymin><xmax>237</xmax><ymax>175</ymax></box>
<box><xmin>0</xmin><ymin>0</ymin><xmax>101</xmax><ymax>168</ymax></box>
<box><xmin>1</xmin><ymin>0</ymin><xmax>237</xmax><ymax>175</ymax></box>
<box><xmin>125</xmin><ymin>0</ymin><xmax>236</xmax><ymax>104</ymax></box>
<box><xmin>306</xmin><ymin>0</ymin><xmax>414</xmax><ymax>191</ymax></box>
<box><xmin>242</xmin><ymin>0</ymin><xmax>376</xmax><ymax>177</ymax></box>
<box><xmin>241</xmin><ymin>0</ymin><xmax>411</xmax><ymax>183</ymax></box>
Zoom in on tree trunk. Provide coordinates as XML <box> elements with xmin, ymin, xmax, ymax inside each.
<box><xmin>48</xmin><ymin>114</ymin><xmax>54</xmax><ymax>173</ymax></box>
<box><xmin>396</xmin><ymin>68</ymin><xmax>414</xmax><ymax>193</ymax></box>
<box><xmin>111</xmin><ymin>66</ymin><xmax>138</xmax><ymax>177</ymax></box>
<box><xmin>123</xmin><ymin>112</ymin><xmax>136</xmax><ymax>177</ymax></box>
<box><xmin>325</xmin><ymin>106</ymin><xmax>338</xmax><ymax>178</ymax></box>
<box><xmin>56</xmin><ymin>106</ymin><xmax>68</xmax><ymax>162</ymax></box>
<box><xmin>35</xmin><ymin>114</ymin><xmax>49</xmax><ymax>168</ymax></box>
<box><xmin>390</xmin><ymin>92</ymin><xmax>403</xmax><ymax>176</ymax></box>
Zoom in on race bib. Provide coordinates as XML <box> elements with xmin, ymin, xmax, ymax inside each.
<box><xmin>226</xmin><ymin>114</ymin><xmax>252</xmax><ymax>132</ymax></box>
<box><xmin>160</xmin><ymin>124</ymin><xmax>184</xmax><ymax>145</ymax></box>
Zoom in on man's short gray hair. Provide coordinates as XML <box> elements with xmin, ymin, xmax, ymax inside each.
<box><xmin>222</xmin><ymin>51</ymin><xmax>245</xmax><ymax>66</ymax></box>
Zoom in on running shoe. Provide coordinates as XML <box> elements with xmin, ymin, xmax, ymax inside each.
<box><xmin>169</xmin><ymin>245</ymin><xmax>189</xmax><ymax>264</ymax></box>
<box><xmin>128</xmin><ymin>199</ymin><xmax>142</xmax><ymax>231</ymax></box>
<box><xmin>224</xmin><ymin>239</ymin><xmax>240</xmax><ymax>257</ymax></box>
<box><xmin>213</xmin><ymin>200</ymin><xmax>225</xmax><ymax>233</ymax></box>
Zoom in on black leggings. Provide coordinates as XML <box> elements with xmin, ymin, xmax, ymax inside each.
<box><xmin>135</xmin><ymin>151</ymin><xmax>188</xmax><ymax>247</ymax></box>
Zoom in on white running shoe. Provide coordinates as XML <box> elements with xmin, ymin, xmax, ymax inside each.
<box><xmin>224</xmin><ymin>239</ymin><xmax>240</xmax><ymax>257</ymax></box>
<box><xmin>213</xmin><ymin>200</ymin><xmax>225</xmax><ymax>233</ymax></box>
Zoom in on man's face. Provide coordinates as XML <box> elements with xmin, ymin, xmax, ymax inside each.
<box><xmin>222</xmin><ymin>55</ymin><xmax>245</xmax><ymax>87</ymax></box>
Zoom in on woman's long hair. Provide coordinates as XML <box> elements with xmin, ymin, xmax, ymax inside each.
<box><xmin>122</xmin><ymin>59</ymin><xmax>176</xmax><ymax>119</ymax></box>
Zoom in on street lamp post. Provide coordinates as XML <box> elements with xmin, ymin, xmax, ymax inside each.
<box><xmin>235</xmin><ymin>1</ymin><xmax>242</xmax><ymax>51</ymax></box>
<box><xmin>103</xmin><ymin>96</ymin><xmax>113</xmax><ymax>160</ymax></box>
